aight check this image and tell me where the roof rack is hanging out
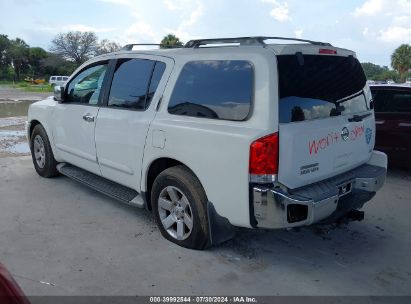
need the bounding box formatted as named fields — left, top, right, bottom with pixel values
left=184, top=36, right=332, bottom=48
left=121, top=44, right=184, bottom=51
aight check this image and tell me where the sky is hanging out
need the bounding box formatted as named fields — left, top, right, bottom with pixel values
left=0, top=0, right=410, bottom=67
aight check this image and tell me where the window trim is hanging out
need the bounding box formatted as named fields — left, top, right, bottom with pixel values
left=167, top=60, right=255, bottom=122
left=63, top=60, right=110, bottom=107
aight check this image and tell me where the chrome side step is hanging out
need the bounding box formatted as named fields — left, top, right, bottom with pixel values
left=57, top=163, right=144, bottom=208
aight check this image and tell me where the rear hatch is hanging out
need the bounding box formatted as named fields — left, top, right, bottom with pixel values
left=271, top=46, right=374, bottom=189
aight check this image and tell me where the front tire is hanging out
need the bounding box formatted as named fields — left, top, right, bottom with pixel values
left=151, top=166, right=210, bottom=250
left=30, top=124, right=59, bottom=178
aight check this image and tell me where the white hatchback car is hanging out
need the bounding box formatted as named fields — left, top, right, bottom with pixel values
left=27, top=37, right=387, bottom=249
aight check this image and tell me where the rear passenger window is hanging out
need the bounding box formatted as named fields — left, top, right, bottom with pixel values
left=168, top=60, right=253, bottom=121
left=372, top=90, right=411, bottom=113
left=108, top=59, right=156, bottom=110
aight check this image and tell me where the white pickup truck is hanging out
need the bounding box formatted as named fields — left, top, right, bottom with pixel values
left=27, top=37, right=387, bottom=249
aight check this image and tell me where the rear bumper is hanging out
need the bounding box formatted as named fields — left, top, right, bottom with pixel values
left=251, top=151, right=387, bottom=229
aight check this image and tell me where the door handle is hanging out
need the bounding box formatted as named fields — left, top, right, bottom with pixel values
left=399, top=123, right=411, bottom=127
left=82, top=114, right=95, bottom=122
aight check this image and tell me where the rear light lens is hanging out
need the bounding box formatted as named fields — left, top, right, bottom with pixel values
left=249, top=133, right=279, bottom=175
left=319, top=49, right=337, bottom=55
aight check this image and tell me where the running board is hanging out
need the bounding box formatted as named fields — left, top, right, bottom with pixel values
left=57, top=163, right=144, bottom=208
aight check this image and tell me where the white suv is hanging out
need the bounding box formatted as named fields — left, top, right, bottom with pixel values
left=27, top=37, right=387, bottom=249
left=49, top=76, right=69, bottom=87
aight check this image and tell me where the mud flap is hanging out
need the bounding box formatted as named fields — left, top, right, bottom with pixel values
left=207, top=202, right=236, bottom=246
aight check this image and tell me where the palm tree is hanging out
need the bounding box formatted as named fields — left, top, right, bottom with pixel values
left=391, top=44, right=411, bottom=82
left=160, top=34, right=184, bottom=49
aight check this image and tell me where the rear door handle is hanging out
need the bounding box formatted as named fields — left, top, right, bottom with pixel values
left=375, top=120, right=385, bottom=125
left=399, top=123, right=411, bottom=127
left=82, top=114, right=95, bottom=122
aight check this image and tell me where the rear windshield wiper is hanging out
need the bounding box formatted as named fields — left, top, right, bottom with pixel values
left=348, top=113, right=372, bottom=122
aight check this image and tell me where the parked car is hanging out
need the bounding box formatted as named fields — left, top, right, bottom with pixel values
left=0, top=263, right=30, bottom=304
left=27, top=37, right=387, bottom=249
left=370, top=84, right=411, bottom=165
left=49, top=76, right=69, bottom=87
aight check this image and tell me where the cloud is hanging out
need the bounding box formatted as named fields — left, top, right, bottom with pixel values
left=163, top=0, right=182, bottom=10
left=124, top=20, right=159, bottom=42
left=261, top=0, right=291, bottom=22
left=294, top=29, right=303, bottom=39
left=40, top=24, right=116, bottom=33
left=353, top=0, right=383, bottom=16
left=353, top=0, right=411, bottom=44
left=97, top=0, right=132, bottom=5
left=379, top=26, right=411, bottom=43
left=163, top=0, right=204, bottom=42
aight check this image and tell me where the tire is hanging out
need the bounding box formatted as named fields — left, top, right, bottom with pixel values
left=30, top=124, right=59, bottom=178
left=151, top=165, right=210, bottom=250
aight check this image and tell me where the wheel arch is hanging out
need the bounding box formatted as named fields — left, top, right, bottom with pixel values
left=143, top=157, right=205, bottom=211
left=28, top=119, right=42, bottom=142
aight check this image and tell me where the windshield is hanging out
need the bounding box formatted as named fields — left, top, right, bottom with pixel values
left=278, top=54, right=368, bottom=123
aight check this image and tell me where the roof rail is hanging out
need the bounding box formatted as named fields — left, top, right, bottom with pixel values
left=121, top=44, right=184, bottom=51
left=184, top=36, right=332, bottom=48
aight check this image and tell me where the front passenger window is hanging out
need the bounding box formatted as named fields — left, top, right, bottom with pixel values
left=66, top=64, right=108, bottom=105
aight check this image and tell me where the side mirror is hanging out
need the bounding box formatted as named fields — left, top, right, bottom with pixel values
left=54, top=86, right=65, bottom=102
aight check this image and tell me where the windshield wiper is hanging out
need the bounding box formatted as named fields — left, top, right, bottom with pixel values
left=348, top=113, right=372, bottom=122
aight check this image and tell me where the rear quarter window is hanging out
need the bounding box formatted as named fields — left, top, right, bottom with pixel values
left=168, top=60, right=253, bottom=121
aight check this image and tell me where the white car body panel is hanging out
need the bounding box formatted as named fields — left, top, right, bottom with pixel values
left=94, top=55, right=174, bottom=190
left=52, top=104, right=101, bottom=175
left=27, top=43, right=385, bottom=229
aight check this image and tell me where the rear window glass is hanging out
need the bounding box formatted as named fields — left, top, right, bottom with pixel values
left=168, top=60, right=253, bottom=121
left=372, top=89, right=411, bottom=113
left=278, top=55, right=367, bottom=123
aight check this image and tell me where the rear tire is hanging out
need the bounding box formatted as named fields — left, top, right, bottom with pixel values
left=151, top=165, right=210, bottom=250
left=30, top=124, right=59, bottom=178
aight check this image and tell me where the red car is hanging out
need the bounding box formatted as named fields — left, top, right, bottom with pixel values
left=0, top=263, right=30, bottom=304
left=370, top=84, right=411, bottom=166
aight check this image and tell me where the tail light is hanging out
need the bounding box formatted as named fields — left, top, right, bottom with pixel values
left=249, top=133, right=279, bottom=182
left=319, top=49, right=337, bottom=55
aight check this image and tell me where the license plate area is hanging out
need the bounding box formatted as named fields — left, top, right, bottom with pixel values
left=338, top=181, right=352, bottom=197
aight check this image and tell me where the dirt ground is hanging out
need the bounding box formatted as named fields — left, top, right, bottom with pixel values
left=0, top=86, right=410, bottom=297
left=0, top=156, right=410, bottom=296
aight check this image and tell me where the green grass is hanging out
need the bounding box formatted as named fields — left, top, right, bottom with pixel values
left=0, top=81, right=54, bottom=92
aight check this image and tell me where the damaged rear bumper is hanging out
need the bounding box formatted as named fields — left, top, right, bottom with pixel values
left=251, top=151, right=387, bottom=229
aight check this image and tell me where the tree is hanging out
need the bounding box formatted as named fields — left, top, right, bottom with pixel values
left=160, top=34, right=183, bottom=49
left=50, top=31, right=98, bottom=66
left=95, top=39, right=121, bottom=55
left=42, top=53, right=77, bottom=76
left=6, top=38, right=29, bottom=81
left=0, top=34, right=10, bottom=67
left=391, top=44, right=411, bottom=82
left=361, top=62, right=400, bottom=82
left=28, top=47, right=48, bottom=75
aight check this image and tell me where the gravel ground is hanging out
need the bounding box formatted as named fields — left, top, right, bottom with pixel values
left=0, top=156, right=410, bottom=296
